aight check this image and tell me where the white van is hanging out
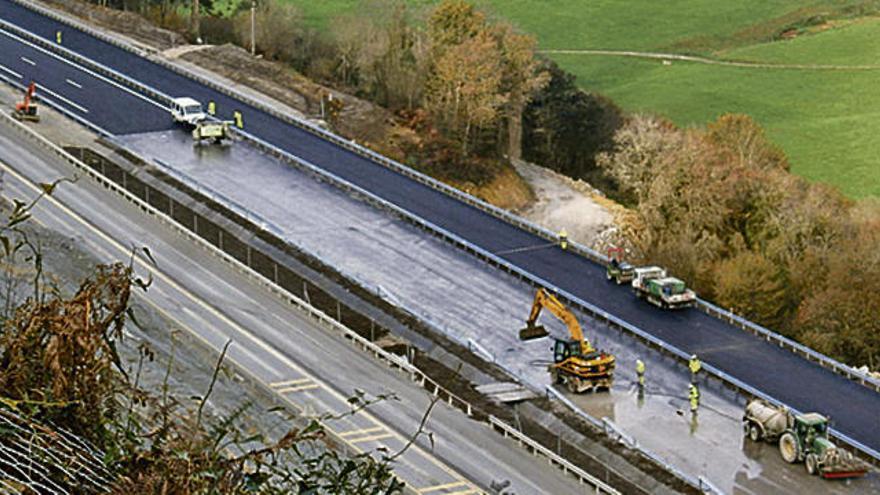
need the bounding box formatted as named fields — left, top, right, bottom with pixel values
left=170, top=97, right=207, bottom=126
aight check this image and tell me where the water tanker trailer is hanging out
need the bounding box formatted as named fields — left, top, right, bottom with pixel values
left=743, top=399, right=868, bottom=479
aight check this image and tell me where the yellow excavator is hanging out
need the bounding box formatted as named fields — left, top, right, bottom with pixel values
left=519, top=288, right=615, bottom=393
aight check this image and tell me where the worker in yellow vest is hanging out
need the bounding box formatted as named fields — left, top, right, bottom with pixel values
left=207, top=100, right=216, bottom=116
left=636, top=359, right=645, bottom=388
left=689, top=354, right=701, bottom=384
left=688, top=383, right=700, bottom=414
left=558, top=229, right=568, bottom=250
left=233, top=110, right=243, bottom=129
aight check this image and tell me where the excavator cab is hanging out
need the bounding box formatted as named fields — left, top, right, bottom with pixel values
left=553, top=339, right=582, bottom=363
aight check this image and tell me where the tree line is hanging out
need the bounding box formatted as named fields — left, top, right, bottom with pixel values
left=598, top=114, right=880, bottom=369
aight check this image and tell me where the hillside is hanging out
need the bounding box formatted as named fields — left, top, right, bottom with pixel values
left=289, top=0, right=880, bottom=197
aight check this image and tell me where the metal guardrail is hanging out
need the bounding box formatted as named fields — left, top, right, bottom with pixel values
left=488, top=416, right=619, bottom=495
left=0, top=108, right=633, bottom=495
left=7, top=0, right=880, bottom=467
left=14, top=0, right=880, bottom=399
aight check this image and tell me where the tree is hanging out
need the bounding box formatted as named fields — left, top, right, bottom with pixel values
left=523, top=60, right=622, bottom=178
left=595, top=114, right=683, bottom=205
left=705, top=114, right=789, bottom=172
left=713, top=250, right=788, bottom=330
left=427, top=0, right=485, bottom=56
left=425, top=28, right=505, bottom=155
left=494, top=22, right=548, bottom=160
left=333, top=1, right=428, bottom=110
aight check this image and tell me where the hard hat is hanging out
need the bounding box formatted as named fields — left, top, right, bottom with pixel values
left=690, top=354, right=697, bottom=359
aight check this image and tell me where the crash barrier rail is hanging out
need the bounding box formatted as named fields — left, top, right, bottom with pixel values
left=0, top=113, right=626, bottom=495
left=7, top=0, right=879, bottom=466
left=488, top=416, right=621, bottom=495
left=16, top=0, right=880, bottom=397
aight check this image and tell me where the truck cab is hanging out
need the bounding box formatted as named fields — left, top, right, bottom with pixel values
left=171, top=97, right=207, bottom=126
left=606, top=258, right=634, bottom=284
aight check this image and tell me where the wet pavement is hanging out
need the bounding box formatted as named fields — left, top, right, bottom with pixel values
left=115, top=129, right=879, bottom=494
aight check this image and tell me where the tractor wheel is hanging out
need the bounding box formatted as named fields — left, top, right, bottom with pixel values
left=749, top=423, right=762, bottom=442
left=805, top=453, right=818, bottom=475
left=567, top=378, right=580, bottom=394
left=779, top=433, right=800, bottom=464
left=551, top=369, right=563, bottom=385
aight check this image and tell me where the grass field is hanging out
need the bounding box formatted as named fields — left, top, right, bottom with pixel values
left=284, top=0, right=880, bottom=197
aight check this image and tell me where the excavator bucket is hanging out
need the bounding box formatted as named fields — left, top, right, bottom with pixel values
left=519, top=324, right=549, bottom=341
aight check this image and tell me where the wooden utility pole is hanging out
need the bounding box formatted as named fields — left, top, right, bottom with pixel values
left=191, top=0, right=201, bottom=42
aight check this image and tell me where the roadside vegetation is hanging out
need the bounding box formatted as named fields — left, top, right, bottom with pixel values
left=64, top=0, right=880, bottom=370
left=0, top=190, right=404, bottom=491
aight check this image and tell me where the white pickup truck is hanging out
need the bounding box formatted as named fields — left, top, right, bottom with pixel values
left=170, top=97, right=207, bottom=126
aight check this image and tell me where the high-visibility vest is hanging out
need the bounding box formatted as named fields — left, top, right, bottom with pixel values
left=689, top=357, right=701, bottom=374
left=636, top=360, right=645, bottom=374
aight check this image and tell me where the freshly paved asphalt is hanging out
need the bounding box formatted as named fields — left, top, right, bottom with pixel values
left=1, top=0, right=878, bottom=455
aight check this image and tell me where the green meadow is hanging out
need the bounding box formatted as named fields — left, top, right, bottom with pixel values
left=282, top=0, right=880, bottom=197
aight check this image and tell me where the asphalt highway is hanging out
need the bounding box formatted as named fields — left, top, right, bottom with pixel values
left=0, top=117, right=599, bottom=494
left=1, top=0, right=878, bottom=457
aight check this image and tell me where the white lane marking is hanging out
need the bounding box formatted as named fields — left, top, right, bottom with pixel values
left=37, top=85, right=88, bottom=114
left=0, top=156, right=478, bottom=491
left=65, top=78, right=81, bottom=89
left=19, top=56, right=35, bottom=66
left=0, top=63, right=21, bottom=79
left=0, top=26, right=167, bottom=112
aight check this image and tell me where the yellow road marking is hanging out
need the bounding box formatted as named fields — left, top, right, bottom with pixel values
left=347, top=433, right=393, bottom=444
left=418, top=481, right=469, bottom=493
left=270, top=378, right=312, bottom=388
left=276, top=383, right=320, bottom=394
left=338, top=426, right=384, bottom=438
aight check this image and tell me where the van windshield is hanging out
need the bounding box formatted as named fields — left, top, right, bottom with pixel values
left=185, top=104, right=202, bottom=114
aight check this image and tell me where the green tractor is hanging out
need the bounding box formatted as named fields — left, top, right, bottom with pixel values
left=744, top=400, right=868, bottom=479
left=778, top=413, right=867, bottom=478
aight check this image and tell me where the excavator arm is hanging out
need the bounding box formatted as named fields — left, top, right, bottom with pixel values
left=519, top=289, right=588, bottom=351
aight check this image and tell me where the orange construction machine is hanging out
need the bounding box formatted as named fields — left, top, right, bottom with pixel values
left=13, top=82, right=39, bottom=122
left=519, top=288, right=615, bottom=393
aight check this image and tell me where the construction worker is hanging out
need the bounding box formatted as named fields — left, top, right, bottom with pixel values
left=636, top=359, right=645, bottom=388
left=233, top=110, right=243, bottom=129
left=207, top=100, right=216, bottom=116
left=688, top=383, right=700, bottom=414
left=558, top=228, right=568, bottom=250
left=689, top=354, right=701, bottom=384
left=56, top=30, right=62, bottom=44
